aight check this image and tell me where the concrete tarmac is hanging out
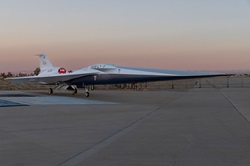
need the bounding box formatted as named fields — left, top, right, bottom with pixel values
left=0, top=88, right=250, bottom=166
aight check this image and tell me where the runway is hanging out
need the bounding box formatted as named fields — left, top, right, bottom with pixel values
left=0, top=91, right=115, bottom=105
left=0, top=87, right=250, bottom=166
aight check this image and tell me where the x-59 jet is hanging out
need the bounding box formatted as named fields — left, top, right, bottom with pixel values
left=7, top=54, right=230, bottom=97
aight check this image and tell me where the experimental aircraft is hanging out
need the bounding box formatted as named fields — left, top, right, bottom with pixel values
left=7, top=54, right=230, bottom=97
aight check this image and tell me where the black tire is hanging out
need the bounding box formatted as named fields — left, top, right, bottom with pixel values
left=85, top=92, right=90, bottom=97
left=49, top=88, right=53, bottom=95
left=72, top=88, right=77, bottom=95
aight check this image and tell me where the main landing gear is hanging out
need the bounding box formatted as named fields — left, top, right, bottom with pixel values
left=72, top=88, right=78, bottom=95
left=49, top=88, right=53, bottom=95
left=48, top=85, right=94, bottom=97
left=48, top=85, right=78, bottom=96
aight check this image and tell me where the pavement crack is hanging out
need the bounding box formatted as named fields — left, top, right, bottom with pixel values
left=218, top=89, right=250, bottom=124
left=172, top=137, right=194, bottom=166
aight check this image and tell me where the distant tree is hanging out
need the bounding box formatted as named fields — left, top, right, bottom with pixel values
left=7, top=72, right=13, bottom=77
left=34, top=67, right=40, bottom=75
left=1, top=73, right=7, bottom=78
left=17, top=73, right=28, bottom=77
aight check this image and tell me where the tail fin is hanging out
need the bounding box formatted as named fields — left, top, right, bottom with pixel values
left=34, top=54, right=66, bottom=76
left=35, top=54, right=53, bottom=70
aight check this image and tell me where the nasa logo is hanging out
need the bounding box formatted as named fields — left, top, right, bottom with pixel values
left=58, top=68, right=67, bottom=74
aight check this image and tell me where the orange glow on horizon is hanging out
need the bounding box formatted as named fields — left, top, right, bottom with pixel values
left=1, top=1, right=249, bottom=73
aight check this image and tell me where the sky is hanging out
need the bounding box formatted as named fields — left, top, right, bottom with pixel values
left=1, top=0, right=250, bottom=73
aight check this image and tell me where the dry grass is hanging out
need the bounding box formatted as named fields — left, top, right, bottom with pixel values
left=0, top=78, right=49, bottom=90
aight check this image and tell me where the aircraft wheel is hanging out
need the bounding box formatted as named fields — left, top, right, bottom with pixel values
left=72, top=88, right=77, bottom=95
left=85, top=92, right=90, bottom=97
left=49, top=88, right=53, bottom=95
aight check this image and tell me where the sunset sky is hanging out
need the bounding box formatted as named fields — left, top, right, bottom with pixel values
left=1, top=0, right=250, bottom=73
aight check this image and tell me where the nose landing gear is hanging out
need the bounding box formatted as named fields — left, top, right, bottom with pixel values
left=85, top=86, right=90, bottom=97
left=85, top=91, right=90, bottom=97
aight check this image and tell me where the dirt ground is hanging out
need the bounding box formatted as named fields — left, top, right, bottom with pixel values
left=0, top=78, right=49, bottom=90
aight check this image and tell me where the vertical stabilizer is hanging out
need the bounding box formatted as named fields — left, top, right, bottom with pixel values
left=35, top=54, right=53, bottom=70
